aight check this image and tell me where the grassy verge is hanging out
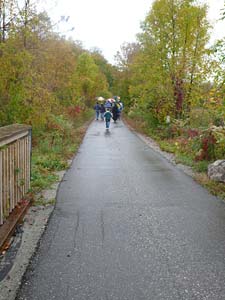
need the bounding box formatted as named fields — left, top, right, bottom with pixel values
left=124, top=115, right=225, bottom=200
left=194, top=173, right=225, bottom=199
left=30, top=110, right=93, bottom=198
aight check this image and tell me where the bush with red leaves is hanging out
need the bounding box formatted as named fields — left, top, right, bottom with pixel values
left=186, top=129, right=199, bottom=138
left=195, top=130, right=216, bottom=161
left=66, top=106, right=82, bottom=118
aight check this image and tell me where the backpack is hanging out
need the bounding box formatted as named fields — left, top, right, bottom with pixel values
left=104, top=111, right=111, bottom=121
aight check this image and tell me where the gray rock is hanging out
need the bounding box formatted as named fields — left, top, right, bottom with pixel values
left=208, top=160, right=225, bottom=182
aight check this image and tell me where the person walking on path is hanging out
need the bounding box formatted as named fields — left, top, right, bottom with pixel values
left=100, top=103, right=106, bottom=121
left=104, top=108, right=113, bottom=130
left=112, top=103, right=119, bottom=123
left=94, top=102, right=101, bottom=120
left=104, top=99, right=112, bottom=111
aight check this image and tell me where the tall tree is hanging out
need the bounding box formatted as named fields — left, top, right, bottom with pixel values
left=75, top=52, right=109, bottom=105
left=90, top=48, right=115, bottom=96
left=0, top=0, right=17, bottom=42
left=114, top=42, right=140, bottom=107
left=0, top=1, right=112, bottom=128
left=124, top=0, right=210, bottom=120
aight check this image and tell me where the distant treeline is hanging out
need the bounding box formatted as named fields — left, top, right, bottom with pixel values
left=0, top=0, right=224, bottom=131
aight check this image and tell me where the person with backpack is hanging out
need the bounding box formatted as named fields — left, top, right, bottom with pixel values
left=94, top=102, right=101, bottom=120
left=104, top=108, right=113, bottom=130
left=104, top=99, right=112, bottom=111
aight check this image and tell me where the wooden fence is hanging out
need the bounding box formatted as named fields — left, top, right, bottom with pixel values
left=0, top=124, right=32, bottom=225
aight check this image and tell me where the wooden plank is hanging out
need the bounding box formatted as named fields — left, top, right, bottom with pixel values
left=25, top=136, right=28, bottom=191
left=18, top=139, right=21, bottom=202
left=20, top=138, right=22, bottom=198
left=28, top=132, right=31, bottom=189
left=3, top=148, right=6, bottom=220
left=15, top=140, right=19, bottom=206
left=0, top=124, right=31, bottom=146
left=21, top=138, right=25, bottom=197
left=21, top=138, right=24, bottom=197
left=12, top=143, right=15, bottom=210
left=10, top=143, right=15, bottom=212
left=6, top=147, right=9, bottom=218
left=9, top=144, right=13, bottom=212
left=23, top=137, right=26, bottom=195
left=20, top=138, right=23, bottom=199
left=3, top=149, right=6, bottom=221
left=0, top=151, right=3, bottom=225
left=0, top=197, right=30, bottom=252
left=0, top=131, right=29, bottom=147
left=14, top=141, right=17, bottom=207
left=2, top=150, right=5, bottom=223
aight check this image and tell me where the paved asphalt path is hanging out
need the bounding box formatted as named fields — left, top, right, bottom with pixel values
left=16, top=120, right=225, bottom=300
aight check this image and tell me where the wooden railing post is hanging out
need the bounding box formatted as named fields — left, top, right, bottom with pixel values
left=0, top=151, right=2, bottom=225
left=0, top=124, right=32, bottom=225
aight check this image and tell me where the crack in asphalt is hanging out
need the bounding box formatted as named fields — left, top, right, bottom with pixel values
left=73, top=210, right=80, bottom=250
left=100, top=210, right=105, bottom=247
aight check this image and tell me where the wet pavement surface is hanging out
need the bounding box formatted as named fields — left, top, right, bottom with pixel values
left=16, top=120, right=225, bottom=300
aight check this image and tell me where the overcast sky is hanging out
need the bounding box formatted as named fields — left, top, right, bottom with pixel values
left=46, top=0, right=225, bottom=64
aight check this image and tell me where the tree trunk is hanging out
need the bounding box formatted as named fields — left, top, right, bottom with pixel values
left=186, top=16, right=201, bottom=112
left=23, top=0, right=29, bottom=48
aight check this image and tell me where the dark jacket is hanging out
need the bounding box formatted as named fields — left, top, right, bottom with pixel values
left=104, top=111, right=112, bottom=121
left=112, top=105, right=119, bottom=120
left=94, top=103, right=101, bottom=111
left=100, top=105, right=106, bottom=113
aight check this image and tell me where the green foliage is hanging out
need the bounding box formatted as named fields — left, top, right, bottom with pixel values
left=0, top=3, right=113, bottom=127
left=194, top=173, right=225, bottom=200
left=175, top=154, right=194, bottom=167
left=193, top=161, right=209, bottom=173
left=211, top=126, right=225, bottom=159
left=31, top=164, right=59, bottom=192
left=128, top=102, right=159, bottom=128
left=90, top=48, right=115, bottom=91
left=115, top=0, right=210, bottom=123
left=31, top=109, right=92, bottom=193
left=193, top=127, right=224, bottom=161
left=189, top=108, right=213, bottom=128
left=75, top=52, right=109, bottom=106
left=158, top=140, right=177, bottom=153
left=33, top=155, right=68, bottom=171
left=117, top=1, right=224, bottom=195
left=34, top=197, right=56, bottom=207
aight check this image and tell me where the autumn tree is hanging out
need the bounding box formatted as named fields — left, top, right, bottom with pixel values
left=0, top=6, right=79, bottom=127
left=90, top=48, right=114, bottom=96
left=0, top=0, right=17, bottom=42
left=120, top=0, right=210, bottom=121
left=75, top=52, right=109, bottom=106
left=0, top=1, right=112, bottom=128
left=113, top=42, right=140, bottom=107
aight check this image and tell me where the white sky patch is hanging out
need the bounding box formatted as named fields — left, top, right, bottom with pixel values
left=44, top=0, right=225, bottom=64
left=206, top=0, right=225, bottom=41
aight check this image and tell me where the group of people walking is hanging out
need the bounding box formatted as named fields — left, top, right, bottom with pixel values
left=94, top=98, right=124, bottom=130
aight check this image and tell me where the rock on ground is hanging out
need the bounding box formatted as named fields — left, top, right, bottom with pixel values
left=208, top=160, right=225, bottom=183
